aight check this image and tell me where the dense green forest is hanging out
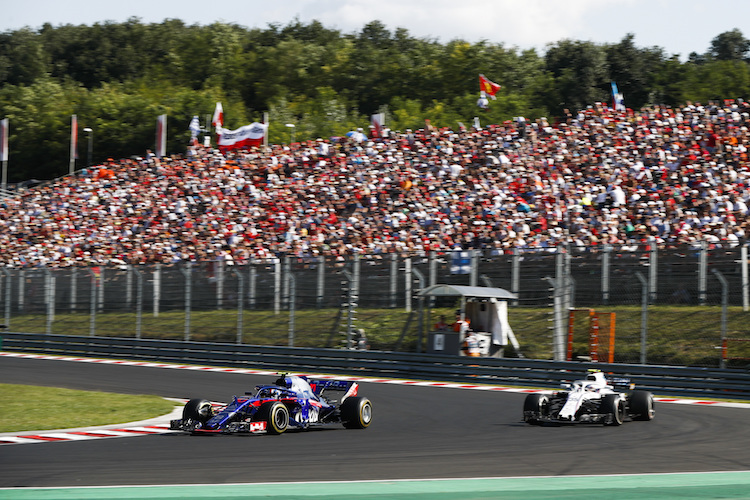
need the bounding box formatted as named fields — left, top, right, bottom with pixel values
left=0, top=18, right=749, bottom=181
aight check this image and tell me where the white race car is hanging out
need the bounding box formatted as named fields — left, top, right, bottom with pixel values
left=523, top=369, right=655, bottom=426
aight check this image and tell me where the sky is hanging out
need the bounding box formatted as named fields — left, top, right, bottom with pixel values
left=1, top=0, right=748, bottom=60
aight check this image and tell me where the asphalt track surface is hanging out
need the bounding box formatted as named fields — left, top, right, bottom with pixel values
left=2, top=355, right=750, bottom=498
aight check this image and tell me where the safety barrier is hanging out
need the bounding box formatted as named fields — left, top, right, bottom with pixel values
left=2, top=332, right=750, bottom=400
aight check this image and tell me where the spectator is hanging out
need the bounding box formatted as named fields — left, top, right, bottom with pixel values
left=0, top=98, right=748, bottom=268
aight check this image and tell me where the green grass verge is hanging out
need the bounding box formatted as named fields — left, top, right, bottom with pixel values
left=4, top=305, right=750, bottom=367
left=0, top=384, right=177, bottom=433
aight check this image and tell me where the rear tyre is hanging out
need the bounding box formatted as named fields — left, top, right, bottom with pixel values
left=258, top=401, right=289, bottom=435
left=183, top=399, right=213, bottom=423
left=602, top=394, right=625, bottom=426
left=629, top=390, right=655, bottom=421
left=523, top=394, right=549, bottom=425
left=341, top=397, right=373, bottom=429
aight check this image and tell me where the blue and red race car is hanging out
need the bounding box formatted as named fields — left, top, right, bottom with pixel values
left=170, top=374, right=372, bottom=435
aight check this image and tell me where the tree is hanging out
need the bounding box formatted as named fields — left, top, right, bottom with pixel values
left=544, top=40, right=609, bottom=115
left=708, top=29, right=750, bottom=61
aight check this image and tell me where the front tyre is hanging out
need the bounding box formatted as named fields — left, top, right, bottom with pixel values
left=629, top=390, right=655, bottom=421
left=259, top=401, right=289, bottom=435
left=341, top=397, right=373, bottom=429
left=183, top=398, right=213, bottom=423
left=602, top=394, right=625, bottom=426
left=523, top=394, right=549, bottom=425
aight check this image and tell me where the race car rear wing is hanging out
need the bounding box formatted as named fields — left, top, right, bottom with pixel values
left=308, top=379, right=359, bottom=400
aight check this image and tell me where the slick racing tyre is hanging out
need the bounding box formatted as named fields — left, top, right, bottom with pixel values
left=523, top=393, right=549, bottom=425
left=602, top=394, right=626, bottom=426
left=629, top=390, right=655, bottom=421
left=183, top=399, right=213, bottom=423
left=341, top=396, right=373, bottom=429
left=258, top=401, right=289, bottom=435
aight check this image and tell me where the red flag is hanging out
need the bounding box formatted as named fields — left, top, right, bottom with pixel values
left=212, top=102, right=224, bottom=129
left=479, top=74, right=501, bottom=99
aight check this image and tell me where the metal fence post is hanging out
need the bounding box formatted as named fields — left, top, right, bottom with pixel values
left=44, top=268, right=55, bottom=334
left=18, top=269, right=24, bottom=312
left=249, top=263, right=257, bottom=310
left=282, top=255, right=290, bottom=310
left=153, top=264, right=161, bottom=318
left=2, top=269, right=11, bottom=328
left=412, top=268, right=425, bottom=353
left=511, top=248, right=520, bottom=307
left=342, top=270, right=357, bottom=349
left=132, top=266, right=143, bottom=339
left=274, top=258, right=281, bottom=314
left=470, top=250, right=479, bottom=287
left=545, top=276, right=565, bottom=361
left=404, top=257, right=412, bottom=313
left=317, top=255, right=325, bottom=309
left=649, top=243, right=658, bottom=303
left=698, top=240, right=708, bottom=305
left=98, top=267, right=104, bottom=312
left=712, top=269, right=728, bottom=369
left=635, top=271, right=649, bottom=364
left=217, top=261, right=225, bottom=310
left=602, top=245, right=611, bottom=305
left=87, top=268, right=97, bottom=337
left=70, top=267, right=77, bottom=312
left=232, top=267, right=244, bottom=344
left=126, top=264, right=133, bottom=306
left=181, top=263, right=192, bottom=341
left=742, top=245, right=748, bottom=312
left=288, top=273, right=296, bottom=347
left=390, top=254, right=397, bottom=308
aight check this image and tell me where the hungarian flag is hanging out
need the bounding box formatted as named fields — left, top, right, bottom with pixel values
left=212, top=102, right=224, bottom=130
left=216, top=122, right=267, bottom=152
left=479, top=74, right=501, bottom=99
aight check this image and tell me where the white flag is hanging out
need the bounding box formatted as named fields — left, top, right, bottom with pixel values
left=0, top=118, right=8, bottom=162
left=212, top=102, right=224, bottom=130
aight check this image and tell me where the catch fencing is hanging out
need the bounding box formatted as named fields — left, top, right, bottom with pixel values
left=0, top=242, right=748, bottom=368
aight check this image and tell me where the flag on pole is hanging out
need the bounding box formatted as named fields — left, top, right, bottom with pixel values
left=0, top=118, right=8, bottom=162
left=370, top=113, right=384, bottom=138
left=212, top=102, right=224, bottom=130
left=189, top=115, right=200, bottom=145
left=156, top=114, right=167, bottom=157
left=70, top=114, right=78, bottom=162
left=611, top=82, right=625, bottom=111
left=479, top=74, right=501, bottom=100
left=216, top=122, right=268, bottom=152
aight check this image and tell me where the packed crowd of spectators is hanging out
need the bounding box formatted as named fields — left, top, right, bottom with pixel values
left=1, top=99, right=749, bottom=267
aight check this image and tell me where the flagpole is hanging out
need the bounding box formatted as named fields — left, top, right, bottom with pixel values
left=69, top=114, right=77, bottom=176
left=0, top=118, right=8, bottom=193
left=263, top=112, right=269, bottom=148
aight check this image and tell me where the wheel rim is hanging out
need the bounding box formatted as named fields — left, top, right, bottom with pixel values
left=361, top=402, right=372, bottom=424
left=273, top=406, right=288, bottom=430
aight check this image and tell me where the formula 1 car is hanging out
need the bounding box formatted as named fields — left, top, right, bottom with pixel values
left=522, top=369, right=655, bottom=426
left=170, top=374, right=372, bottom=434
